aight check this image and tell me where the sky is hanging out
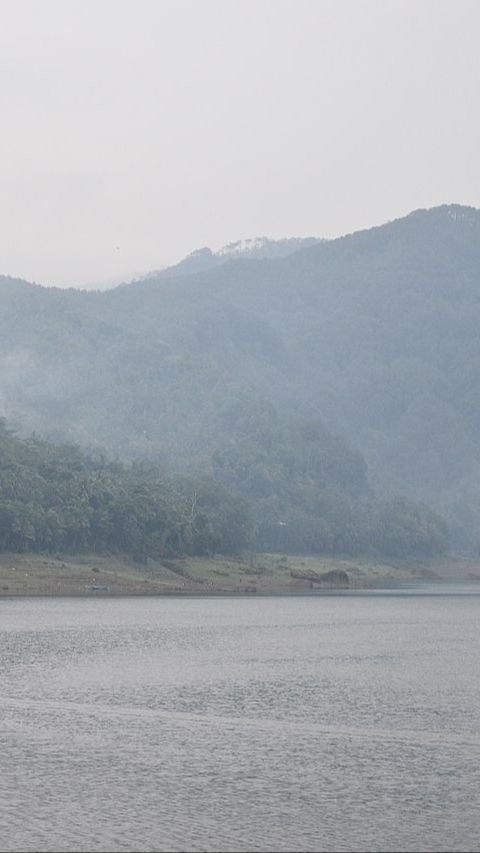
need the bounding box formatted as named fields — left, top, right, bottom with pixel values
left=0, top=0, right=479, bottom=287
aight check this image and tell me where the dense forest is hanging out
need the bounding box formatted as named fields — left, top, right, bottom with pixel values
left=0, top=204, right=478, bottom=550
left=0, top=418, right=446, bottom=558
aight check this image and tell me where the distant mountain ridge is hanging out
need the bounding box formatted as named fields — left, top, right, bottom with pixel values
left=1, top=203, right=479, bottom=548
left=64, top=235, right=322, bottom=290
left=137, top=234, right=322, bottom=283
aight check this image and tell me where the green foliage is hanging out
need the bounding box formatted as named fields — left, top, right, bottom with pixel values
left=0, top=416, right=446, bottom=558
left=0, top=419, right=253, bottom=557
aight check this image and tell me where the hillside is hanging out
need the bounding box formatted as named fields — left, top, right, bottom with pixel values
left=0, top=418, right=446, bottom=559
left=135, top=235, right=322, bottom=282
left=80, top=236, right=322, bottom=290
left=0, top=204, right=479, bottom=546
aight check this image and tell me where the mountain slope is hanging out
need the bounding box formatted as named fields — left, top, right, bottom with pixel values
left=135, top=235, right=322, bottom=282
left=0, top=204, right=479, bottom=545
left=113, top=203, right=480, bottom=541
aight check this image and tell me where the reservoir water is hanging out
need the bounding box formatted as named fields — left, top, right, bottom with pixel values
left=1, top=588, right=479, bottom=852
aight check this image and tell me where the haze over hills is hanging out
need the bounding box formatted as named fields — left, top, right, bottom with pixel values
left=0, top=203, right=479, bottom=549
left=78, top=236, right=322, bottom=290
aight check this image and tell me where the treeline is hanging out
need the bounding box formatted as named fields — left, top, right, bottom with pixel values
left=0, top=418, right=447, bottom=559
left=0, top=420, right=250, bottom=558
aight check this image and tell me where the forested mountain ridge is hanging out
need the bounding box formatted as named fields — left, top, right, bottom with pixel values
left=80, top=236, right=323, bottom=290
left=0, top=203, right=479, bottom=547
left=138, top=235, right=322, bottom=282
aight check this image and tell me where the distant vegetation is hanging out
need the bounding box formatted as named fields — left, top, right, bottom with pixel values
left=0, top=204, right=478, bottom=551
left=0, top=418, right=446, bottom=559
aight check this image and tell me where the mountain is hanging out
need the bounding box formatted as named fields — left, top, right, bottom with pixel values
left=78, top=269, right=162, bottom=291
left=0, top=203, right=478, bottom=547
left=136, top=235, right=322, bottom=282
left=75, top=236, right=322, bottom=290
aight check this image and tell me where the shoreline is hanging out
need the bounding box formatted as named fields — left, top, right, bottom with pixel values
left=0, top=551, right=479, bottom=598
left=3, top=585, right=478, bottom=601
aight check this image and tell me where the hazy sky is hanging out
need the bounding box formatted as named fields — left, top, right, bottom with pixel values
left=1, top=0, right=479, bottom=287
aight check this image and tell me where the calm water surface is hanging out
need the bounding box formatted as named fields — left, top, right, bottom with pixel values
left=1, top=588, right=479, bottom=852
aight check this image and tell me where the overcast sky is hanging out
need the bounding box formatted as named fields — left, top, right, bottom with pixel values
left=0, top=0, right=479, bottom=287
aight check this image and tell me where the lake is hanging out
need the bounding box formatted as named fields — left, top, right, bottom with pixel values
left=1, top=587, right=479, bottom=852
